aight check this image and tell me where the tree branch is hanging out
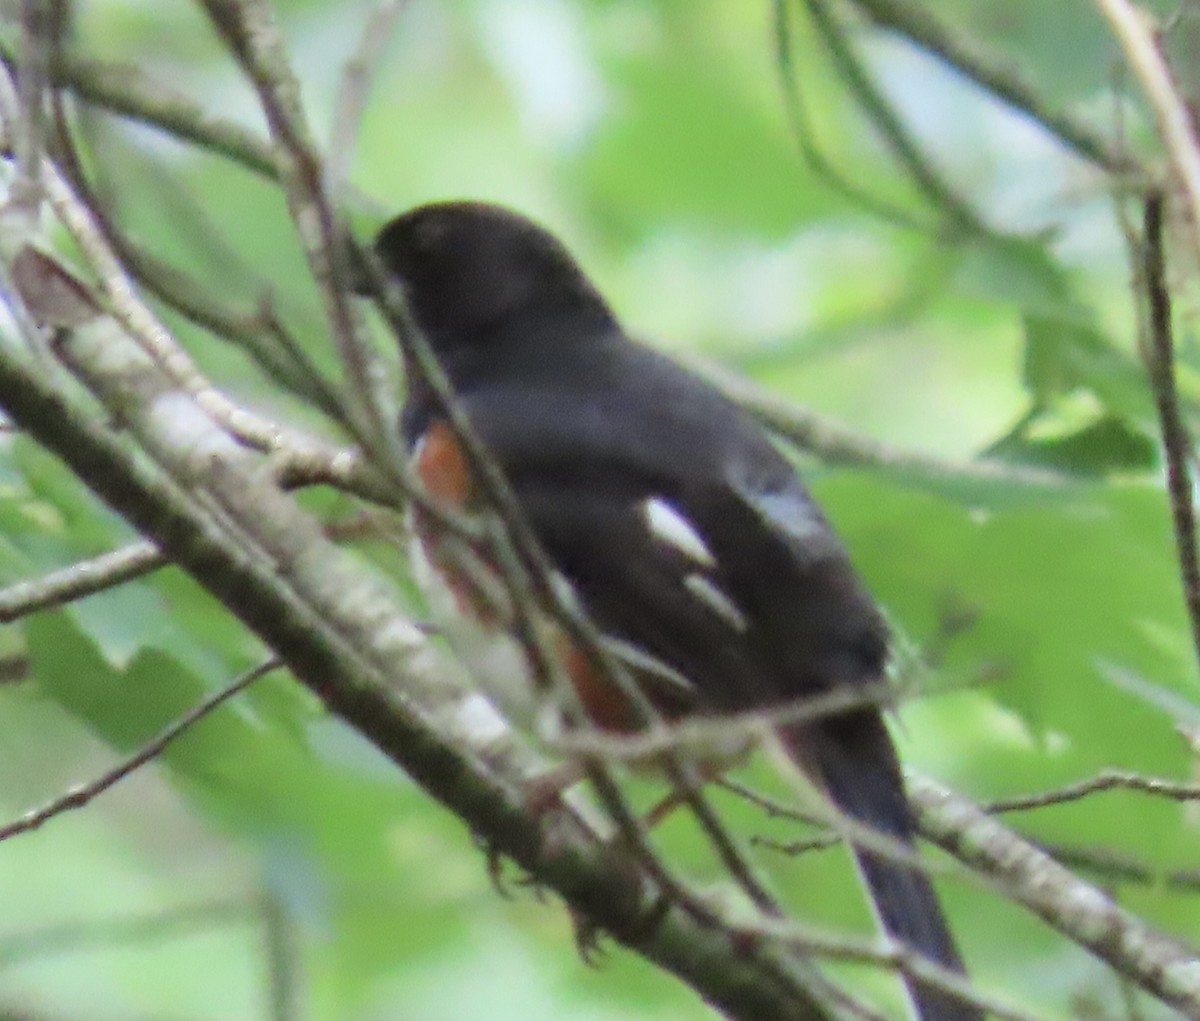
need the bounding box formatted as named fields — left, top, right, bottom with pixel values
left=911, top=776, right=1200, bottom=1016
left=0, top=540, right=164, bottom=623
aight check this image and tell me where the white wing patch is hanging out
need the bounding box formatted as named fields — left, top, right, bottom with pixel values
left=684, top=573, right=748, bottom=632
left=641, top=497, right=748, bottom=631
left=643, top=496, right=716, bottom=567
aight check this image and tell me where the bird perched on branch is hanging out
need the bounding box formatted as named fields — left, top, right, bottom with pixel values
left=371, top=200, right=979, bottom=1021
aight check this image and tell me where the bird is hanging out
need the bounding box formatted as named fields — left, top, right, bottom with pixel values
left=371, top=199, right=979, bottom=1021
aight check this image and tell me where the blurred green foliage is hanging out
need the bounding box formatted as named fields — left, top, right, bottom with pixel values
left=1, top=1, right=1198, bottom=1019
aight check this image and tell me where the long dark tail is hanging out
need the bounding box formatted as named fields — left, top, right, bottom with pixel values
left=780, top=714, right=982, bottom=1021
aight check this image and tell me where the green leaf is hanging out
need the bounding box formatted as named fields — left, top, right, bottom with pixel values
left=1022, top=313, right=1154, bottom=421
left=953, top=235, right=1073, bottom=313
left=816, top=471, right=1198, bottom=948
left=988, top=415, right=1157, bottom=475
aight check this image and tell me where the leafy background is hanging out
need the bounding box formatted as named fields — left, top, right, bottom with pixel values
left=1, top=0, right=1197, bottom=1019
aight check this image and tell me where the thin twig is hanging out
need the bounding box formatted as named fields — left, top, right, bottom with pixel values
left=770, top=0, right=925, bottom=230
left=199, top=0, right=399, bottom=472
left=38, top=155, right=294, bottom=452
left=48, top=98, right=346, bottom=421
left=325, top=0, right=406, bottom=207
left=984, top=765, right=1200, bottom=813
left=17, top=42, right=277, bottom=176
left=718, top=776, right=829, bottom=828
left=1037, top=839, right=1200, bottom=894
left=11, top=0, right=53, bottom=208
left=754, top=831, right=842, bottom=855
left=261, top=893, right=299, bottom=1021
left=0, top=2, right=55, bottom=364
left=566, top=703, right=956, bottom=892
left=1137, top=191, right=1200, bottom=674
left=0, top=658, right=280, bottom=844
left=545, top=681, right=893, bottom=763
left=804, top=0, right=987, bottom=236
left=1096, top=0, right=1200, bottom=266
left=0, top=39, right=383, bottom=214
left=756, top=921, right=1043, bottom=1021
left=848, top=0, right=1136, bottom=175
left=688, top=353, right=1068, bottom=486
left=0, top=540, right=165, bottom=622
left=663, top=760, right=781, bottom=915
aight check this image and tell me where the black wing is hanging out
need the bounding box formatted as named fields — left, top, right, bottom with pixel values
left=453, top=348, right=975, bottom=1020
left=449, top=335, right=890, bottom=716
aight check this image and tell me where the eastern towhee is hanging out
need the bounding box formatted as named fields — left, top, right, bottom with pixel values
left=372, top=201, right=979, bottom=1021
